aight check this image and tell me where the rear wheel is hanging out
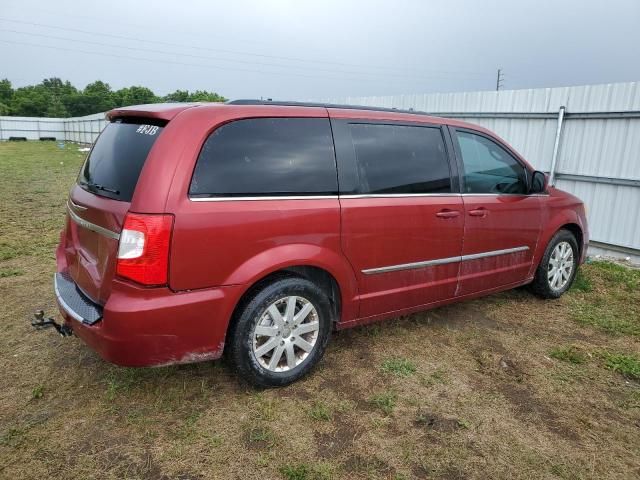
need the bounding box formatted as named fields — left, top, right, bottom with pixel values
left=531, top=229, right=579, bottom=299
left=228, top=277, right=332, bottom=387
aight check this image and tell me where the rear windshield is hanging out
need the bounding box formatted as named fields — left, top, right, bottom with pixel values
left=78, top=119, right=165, bottom=201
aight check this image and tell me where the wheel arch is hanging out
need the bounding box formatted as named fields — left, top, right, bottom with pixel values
left=223, top=264, right=346, bottom=356
left=532, top=208, right=584, bottom=274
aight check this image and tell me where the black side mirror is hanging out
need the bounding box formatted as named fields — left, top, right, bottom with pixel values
left=530, top=170, right=547, bottom=194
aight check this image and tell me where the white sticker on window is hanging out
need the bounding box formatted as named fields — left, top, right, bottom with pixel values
left=136, top=124, right=159, bottom=136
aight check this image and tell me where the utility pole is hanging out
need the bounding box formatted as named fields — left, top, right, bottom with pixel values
left=496, top=68, right=504, bottom=91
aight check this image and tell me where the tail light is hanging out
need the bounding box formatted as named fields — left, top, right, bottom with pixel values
left=116, top=213, right=174, bottom=286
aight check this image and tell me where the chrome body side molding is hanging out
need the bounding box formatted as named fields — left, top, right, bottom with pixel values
left=362, top=246, right=530, bottom=275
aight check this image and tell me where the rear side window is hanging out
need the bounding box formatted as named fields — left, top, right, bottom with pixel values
left=78, top=119, right=164, bottom=201
left=456, top=131, right=527, bottom=194
left=190, top=118, right=337, bottom=197
left=349, top=124, right=451, bottom=194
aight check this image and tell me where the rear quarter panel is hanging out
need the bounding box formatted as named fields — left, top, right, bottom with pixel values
left=142, top=105, right=359, bottom=323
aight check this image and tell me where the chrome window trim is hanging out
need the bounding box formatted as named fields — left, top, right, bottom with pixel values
left=188, top=193, right=548, bottom=201
left=341, top=193, right=460, bottom=199
left=189, top=195, right=339, bottom=202
left=362, top=246, right=530, bottom=275
left=66, top=202, right=120, bottom=240
left=53, top=273, right=85, bottom=323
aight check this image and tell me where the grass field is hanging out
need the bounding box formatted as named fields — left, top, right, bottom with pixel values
left=1, top=141, right=639, bottom=480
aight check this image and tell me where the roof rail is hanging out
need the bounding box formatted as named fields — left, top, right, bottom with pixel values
left=225, top=99, right=437, bottom=117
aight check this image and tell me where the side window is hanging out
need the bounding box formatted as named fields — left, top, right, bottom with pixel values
left=456, top=131, right=527, bottom=194
left=349, top=124, right=451, bottom=194
left=190, top=118, right=337, bottom=197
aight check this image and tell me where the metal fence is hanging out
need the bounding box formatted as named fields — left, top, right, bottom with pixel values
left=1, top=82, right=639, bottom=260
left=0, top=112, right=106, bottom=144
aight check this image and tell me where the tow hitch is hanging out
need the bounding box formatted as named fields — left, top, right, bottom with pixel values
left=31, top=310, right=73, bottom=337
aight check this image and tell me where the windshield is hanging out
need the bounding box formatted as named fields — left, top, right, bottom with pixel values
left=78, top=119, right=165, bottom=201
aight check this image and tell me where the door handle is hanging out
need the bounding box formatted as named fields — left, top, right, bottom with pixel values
left=436, top=209, right=461, bottom=219
left=468, top=208, right=488, bottom=217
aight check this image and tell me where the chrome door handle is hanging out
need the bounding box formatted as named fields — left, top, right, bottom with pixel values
left=436, top=210, right=461, bottom=219
left=468, top=208, right=488, bottom=217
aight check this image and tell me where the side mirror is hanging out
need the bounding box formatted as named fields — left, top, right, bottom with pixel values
left=530, top=170, right=547, bottom=194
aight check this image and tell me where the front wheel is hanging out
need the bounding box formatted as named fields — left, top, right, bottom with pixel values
left=227, top=277, right=332, bottom=387
left=530, top=229, right=579, bottom=299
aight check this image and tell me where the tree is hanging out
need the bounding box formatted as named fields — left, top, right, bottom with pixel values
left=164, top=89, right=190, bottom=102
left=163, top=89, right=226, bottom=103
left=0, top=78, right=225, bottom=117
left=115, top=86, right=158, bottom=106
left=79, top=81, right=117, bottom=113
left=10, top=85, right=50, bottom=116
left=0, top=79, right=12, bottom=104
left=46, top=96, right=69, bottom=117
left=188, top=90, right=226, bottom=102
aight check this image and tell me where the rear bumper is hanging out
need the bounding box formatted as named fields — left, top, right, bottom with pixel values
left=54, top=271, right=243, bottom=367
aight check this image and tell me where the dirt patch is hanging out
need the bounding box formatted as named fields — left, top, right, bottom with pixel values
left=342, top=454, right=393, bottom=476
left=497, top=381, right=579, bottom=441
left=414, top=410, right=464, bottom=433
left=431, top=303, right=501, bottom=331
left=314, top=414, right=363, bottom=459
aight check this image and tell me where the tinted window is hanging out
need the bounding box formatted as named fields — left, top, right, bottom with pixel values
left=78, top=120, right=164, bottom=202
left=349, top=124, right=451, bottom=194
left=190, top=118, right=337, bottom=196
left=456, top=131, right=527, bottom=194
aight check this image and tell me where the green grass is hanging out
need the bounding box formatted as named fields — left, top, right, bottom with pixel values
left=571, top=298, right=640, bottom=336
left=0, top=267, right=24, bottom=278
left=381, top=358, right=417, bottom=377
left=420, top=368, right=448, bottom=387
left=569, top=262, right=640, bottom=336
left=602, top=352, right=640, bottom=380
left=370, top=391, right=397, bottom=415
left=571, top=269, right=592, bottom=292
left=594, top=261, right=640, bottom=291
left=248, top=426, right=275, bottom=445
left=31, top=385, right=44, bottom=400
left=309, top=401, right=332, bottom=421
left=279, top=463, right=334, bottom=480
left=550, top=346, right=586, bottom=364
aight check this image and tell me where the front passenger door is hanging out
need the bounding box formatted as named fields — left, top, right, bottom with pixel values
left=452, top=128, right=542, bottom=296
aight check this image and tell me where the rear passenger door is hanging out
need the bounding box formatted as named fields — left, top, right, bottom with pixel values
left=451, top=128, right=542, bottom=295
left=332, top=118, right=464, bottom=319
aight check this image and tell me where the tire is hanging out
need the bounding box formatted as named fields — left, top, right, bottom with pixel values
left=227, top=277, right=332, bottom=387
left=530, top=229, right=579, bottom=299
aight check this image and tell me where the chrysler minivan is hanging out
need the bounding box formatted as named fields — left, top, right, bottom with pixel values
left=51, top=100, right=588, bottom=386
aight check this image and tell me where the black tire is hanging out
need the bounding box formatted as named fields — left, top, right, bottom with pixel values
left=227, top=277, right=332, bottom=387
left=530, top=229, right=579, bottom=299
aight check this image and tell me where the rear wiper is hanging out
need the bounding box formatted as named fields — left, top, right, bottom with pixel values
left=80, top=181, right=120, bottom=195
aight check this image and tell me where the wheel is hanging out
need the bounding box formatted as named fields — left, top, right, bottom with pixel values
left=227, top=277, right=332, bottom=387
left=530, top=229, right=579, bottom=299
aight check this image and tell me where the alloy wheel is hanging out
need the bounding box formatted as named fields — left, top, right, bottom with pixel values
left=547, top=241, right=574, bottom=291
left=252, top=296, right=320, bottom=372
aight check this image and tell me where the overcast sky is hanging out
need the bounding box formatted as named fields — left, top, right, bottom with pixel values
left=2, top=0, right=640, bottom=100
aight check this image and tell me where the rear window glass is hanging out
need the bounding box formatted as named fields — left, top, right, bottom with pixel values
left=349, top=123, right=451, bottom=194
left=189, top=118, right=337, bottom=197
left=78, top=119, right=164, bottom=201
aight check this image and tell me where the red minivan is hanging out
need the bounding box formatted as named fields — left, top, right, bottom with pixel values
left=52, top=101, right=588, bottom=386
